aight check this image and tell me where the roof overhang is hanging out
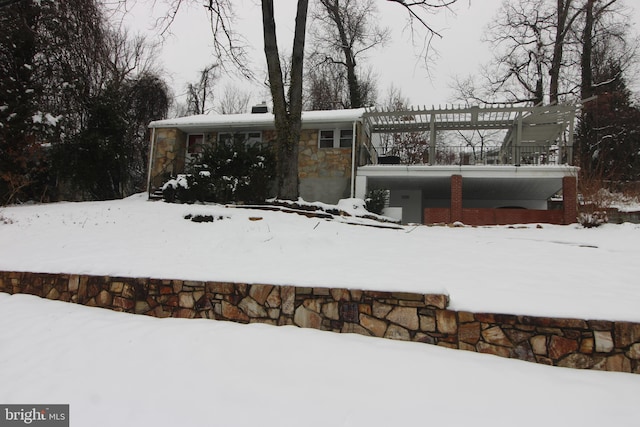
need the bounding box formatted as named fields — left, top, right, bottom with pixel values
left=148, top=108, right=366, bottom=133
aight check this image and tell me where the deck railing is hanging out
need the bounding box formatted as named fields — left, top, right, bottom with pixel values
left=379, top=145, right=574, bottom=166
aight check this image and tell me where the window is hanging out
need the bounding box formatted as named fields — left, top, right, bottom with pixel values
left=319, top=130, right=334, bottom=148
left=218, top=131, right=263, bottom=147
left=246, top=132, right=262, bottom=146
left=318, top=128, right=354, bottom=149
left=339, top=129, right=353, bottom=148
left=187, top=134, right=204, bottom=155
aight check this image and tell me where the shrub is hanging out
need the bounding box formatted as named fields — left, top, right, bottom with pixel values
left=577, top=175, right=609, bottom=228
left=162, top=138, right=275, bottom=204
left=578, top=210, right=608, bottom=228
left=365, top=189, right=388, bottom=215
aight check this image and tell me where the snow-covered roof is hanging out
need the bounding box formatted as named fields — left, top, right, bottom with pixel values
left=149, top=108, right=366, bottom=130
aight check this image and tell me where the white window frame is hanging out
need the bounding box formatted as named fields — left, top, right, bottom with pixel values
left=318, top=127, right=354, bottom=149
left=318, top=129, right=335, bottom=148
left=339, top=128, right=353, bottom=148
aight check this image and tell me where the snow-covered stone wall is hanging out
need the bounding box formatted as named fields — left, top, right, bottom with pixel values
left=1, top=271, right=638, bottom=374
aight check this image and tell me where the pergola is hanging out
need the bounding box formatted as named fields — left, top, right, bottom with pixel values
left=362, top=103, right=580, bottom=166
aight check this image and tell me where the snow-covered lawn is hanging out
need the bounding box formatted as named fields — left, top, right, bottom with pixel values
left=1, top=194, right=639, bottom=322
left=1, top=195, right=639, bottom=426
left=1, top=293, right=639, bottom=427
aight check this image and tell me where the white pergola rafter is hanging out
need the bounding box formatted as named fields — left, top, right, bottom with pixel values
left=363, top=103, right=582, bottom=165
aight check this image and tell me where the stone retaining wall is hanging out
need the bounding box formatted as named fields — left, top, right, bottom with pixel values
left=1, top=271, right=638, bottom=374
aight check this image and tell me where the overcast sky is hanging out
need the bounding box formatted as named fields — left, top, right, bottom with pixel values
left=117, top=0, right=640, bottom=113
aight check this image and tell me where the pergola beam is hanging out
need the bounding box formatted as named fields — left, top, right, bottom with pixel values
left=363, top=103, right=581, bottom=166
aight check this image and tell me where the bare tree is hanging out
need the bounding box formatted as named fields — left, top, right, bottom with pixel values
left=549, top=0, right=585, bottom=103
left=217, top=85, right=251, bottom=114
left=308, top=0, right=389, bottom=108
left=579, top=0, right=635, bottom=99
left=454, top=0, right=635, bottom=107
left=378, top=85, right=430, bottom=164
left=185, top=63, right=219, bottom=115
left=576, top=0, right=640, bottom=182
left=483, top=0, right=556, bottom=104
left=261, top=0, right=309, bottom=199
left=146, top=0, right=460, bottom=200
left=305, top=63, right=377, bottom=110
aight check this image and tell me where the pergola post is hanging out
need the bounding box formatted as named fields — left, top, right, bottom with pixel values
left=567, top=109, right=575, bottom=165
left=514, top=111, right=523, bottom=166
left=429, top=114, right=436, bottom=165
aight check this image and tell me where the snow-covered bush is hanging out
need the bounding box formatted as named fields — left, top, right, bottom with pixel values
left=365, top=189, right=388, bottom=215
left=578, top=210, right=608, bottom=228
left=161, top=139, right=275, bottom=204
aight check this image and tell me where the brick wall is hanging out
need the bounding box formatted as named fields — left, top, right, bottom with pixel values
left=563, top=176, right=578, bottom=224
left=424, top=208, right=451, bottom=224
left=424, top=208, right=565, bottom=226
left=423, top=175, right=578, bottom=226
left=450, top=175, right=463, bottom=223
left=2, top=271, right=639, bottom=373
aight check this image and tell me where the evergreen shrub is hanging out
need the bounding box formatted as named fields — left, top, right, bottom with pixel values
left=365, top=189, right=388, bottom=215
left=162, top=138, right=275, bottom=204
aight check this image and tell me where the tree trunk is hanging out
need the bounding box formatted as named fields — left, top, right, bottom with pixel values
left=550, top=0, right=570, bottom=104
left=261, top=0, right=308, bottom=200
left=581, top=0, right=594, bottom=100
left=324, top=0, right=361, bottom=108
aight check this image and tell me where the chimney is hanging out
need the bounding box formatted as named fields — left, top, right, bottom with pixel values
left=251, top=102, right=269, bottom=114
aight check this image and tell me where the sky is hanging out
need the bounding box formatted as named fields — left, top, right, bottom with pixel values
left=112, top=1, right=500, bottom=109
left=115, top=0, right=640, bottom=112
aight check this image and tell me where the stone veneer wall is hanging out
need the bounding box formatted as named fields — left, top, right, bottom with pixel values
left=149, top=128, right=187, bottom=189
left=1, top=271, right=639, bottom=374
left=298, top=129, right=352, bottom=180
left=298, top=128, right=353, bottom=203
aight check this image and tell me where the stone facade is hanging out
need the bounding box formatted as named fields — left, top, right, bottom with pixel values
left=298, top=129, right=352, bottom=180
left=298, top=128, right=354, bottom=203
left=149, top=126, right=357, bottom=203
left=149, top=128, right=186, bottom=189
left=3, top=270, right=638, bottom=374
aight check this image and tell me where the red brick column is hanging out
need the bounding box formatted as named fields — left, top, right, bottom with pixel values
left=563, top=176, right=577, bottom=224
left=451, top=175, right=463, bottom=223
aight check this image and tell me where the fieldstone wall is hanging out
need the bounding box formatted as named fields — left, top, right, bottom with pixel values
left=298, top=129, right=352, bottom=180
left=149, top=128, right=187, bottom=189
left=1, top=271, right=639, bottom=374
left=298, top=128, right=354, bottom=203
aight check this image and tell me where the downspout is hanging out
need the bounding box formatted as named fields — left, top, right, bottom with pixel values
left=146, top=126, right=156, bottom=199
left=350, top=120, right=357, bottom=198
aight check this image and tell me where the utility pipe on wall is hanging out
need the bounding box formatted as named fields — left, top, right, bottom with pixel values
left=350, top=120, right=357, bottom=198
left=146, top=127, right=156, bottom=197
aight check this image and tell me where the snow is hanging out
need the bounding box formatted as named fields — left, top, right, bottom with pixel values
left=149, top=108, right=366, bottom=129
left=1, top=195, right=639, bottom=426
left=1, top=194, right=639, bottom=322
left=0, top=293, right=638, bottom=427
left=31, top=111, right=60, bottom=126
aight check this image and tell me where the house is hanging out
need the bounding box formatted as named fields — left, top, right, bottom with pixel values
left=147, top=103, right=581, bottom=225
left=147, top=108, right=368, bottom=205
